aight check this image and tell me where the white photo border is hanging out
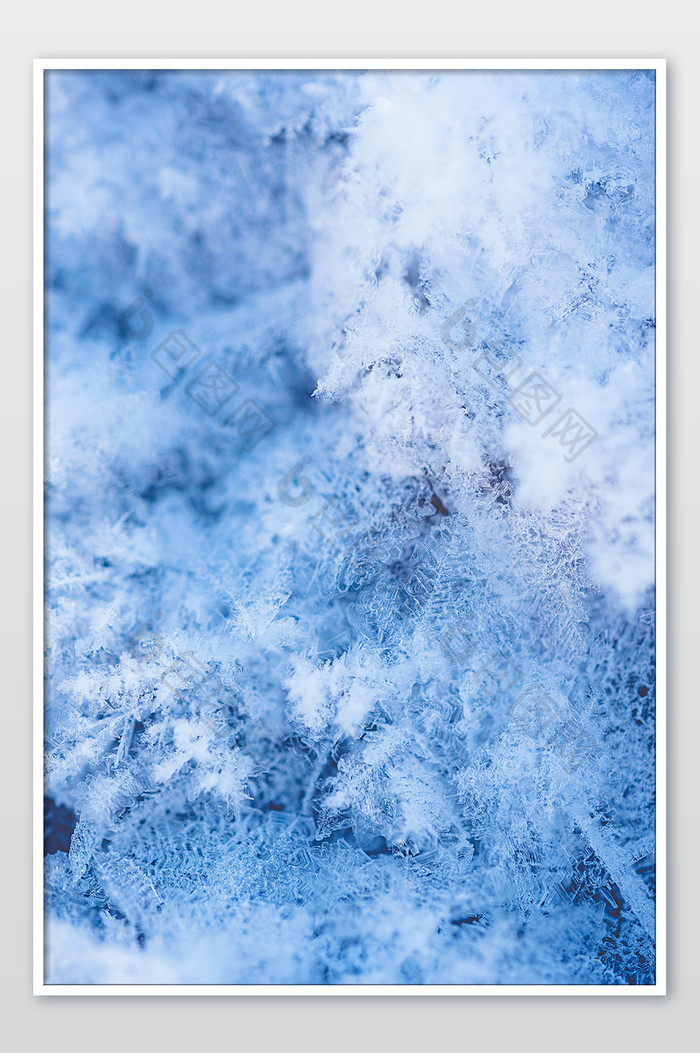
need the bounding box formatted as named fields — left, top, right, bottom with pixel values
left=33, top=57, right=667, bottom=997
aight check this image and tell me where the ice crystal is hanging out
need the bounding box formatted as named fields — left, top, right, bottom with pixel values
left=45, top=69, right=656, bottom=985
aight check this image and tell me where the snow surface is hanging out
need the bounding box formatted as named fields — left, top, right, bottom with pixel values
left=44, top=69, right=656, bottom=985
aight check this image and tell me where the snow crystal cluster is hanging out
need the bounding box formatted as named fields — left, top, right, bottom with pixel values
left=45, top=69, right=656, bottom=984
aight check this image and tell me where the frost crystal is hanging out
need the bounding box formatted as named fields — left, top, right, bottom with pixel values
left=45, top=69, right=656, bottom=985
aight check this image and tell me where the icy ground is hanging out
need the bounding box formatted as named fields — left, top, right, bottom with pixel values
left=44, top=69, right=656, bottom=984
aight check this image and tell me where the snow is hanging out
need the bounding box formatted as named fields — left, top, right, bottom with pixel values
left=44, top=68, right=656, bottom=985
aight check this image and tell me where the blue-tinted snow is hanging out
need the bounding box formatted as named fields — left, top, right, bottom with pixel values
left=44, top=69, right=656, bottom=985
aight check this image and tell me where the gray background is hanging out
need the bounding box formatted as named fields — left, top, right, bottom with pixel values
left=1, top=3, right=696, bottom=1050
